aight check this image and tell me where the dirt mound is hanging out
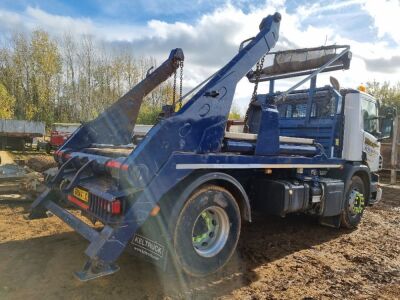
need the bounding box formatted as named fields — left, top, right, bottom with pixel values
left=26, top=155, right=57, bottom=173
left=0, top=151, right=15, bottom=165
left=9, top=151, right=57, bottom=173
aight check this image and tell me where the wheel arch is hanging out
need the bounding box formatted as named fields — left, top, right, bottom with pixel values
left=168, top=171, right=251, bottom=223
left=328, top=162, right=371, bottom=205
left=352, top=170, right=371, bottom=204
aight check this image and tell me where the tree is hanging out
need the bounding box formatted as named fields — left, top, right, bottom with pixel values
left=10, top=32, right=32, bottom=119
left=0, top=29, right=174, bottom=126
left=0, top=83, right=15, bottom=118
left=366, top=80, right=400, bottom=111
left=30, top=30, right=62, bottom=124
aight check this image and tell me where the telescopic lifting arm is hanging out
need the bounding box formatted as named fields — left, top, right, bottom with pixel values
left=61, top=48, right=184, bottom=149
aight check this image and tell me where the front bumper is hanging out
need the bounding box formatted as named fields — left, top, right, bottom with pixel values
left=369, top=183, right=382, bottom=206
left=374, top=187, right=383, bottom=203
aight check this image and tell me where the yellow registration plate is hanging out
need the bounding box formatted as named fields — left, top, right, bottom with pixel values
left=73, top=187, right=89, bottom=202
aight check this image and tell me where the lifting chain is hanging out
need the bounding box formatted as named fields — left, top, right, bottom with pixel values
left=179, top=60, right=184, bottom=109
left=172, top=67, right=177, bottom=107
left=243, top=55, right=266, bottom=132
left=172, top=61, right=184, bottom=110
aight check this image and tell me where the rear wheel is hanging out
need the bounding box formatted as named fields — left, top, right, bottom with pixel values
left=171, top=185, right=241, bottom=277
left=341, top=176, right=366, bottom=229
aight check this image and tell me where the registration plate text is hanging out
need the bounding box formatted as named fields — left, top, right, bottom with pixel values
left=73, top=188, right=89, bottom=202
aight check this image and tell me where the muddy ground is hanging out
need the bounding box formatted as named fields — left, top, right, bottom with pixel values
left=0, top=153, right=399, bottom=299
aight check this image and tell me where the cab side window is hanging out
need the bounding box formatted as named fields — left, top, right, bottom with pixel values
left=361, top=99, right=378, bottom=134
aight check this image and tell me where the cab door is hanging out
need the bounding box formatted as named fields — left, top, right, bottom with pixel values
left=361, top=95, right=380, bottom=172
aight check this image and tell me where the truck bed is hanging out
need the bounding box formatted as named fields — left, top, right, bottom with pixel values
left=0, top=119, right=45, bottom=137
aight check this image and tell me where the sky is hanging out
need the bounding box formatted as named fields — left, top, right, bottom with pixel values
left=0, top=0, right=399, bottom=113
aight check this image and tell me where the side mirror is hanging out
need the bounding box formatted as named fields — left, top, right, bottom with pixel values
left=378, top=106, right=397, bottom=141
left=378, top=116, right=395, bottom=141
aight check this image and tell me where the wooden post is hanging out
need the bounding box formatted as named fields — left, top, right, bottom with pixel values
left=390, top=116, right=399, bottom=184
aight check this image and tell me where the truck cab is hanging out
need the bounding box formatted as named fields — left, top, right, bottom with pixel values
left=269, top=87, right=390, bottom=207
left=342, top=90, right=382, bottom=172
left=49, top=123, right=81, bottom=150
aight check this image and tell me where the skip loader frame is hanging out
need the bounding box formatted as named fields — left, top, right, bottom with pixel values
left=28, top=12, right=385, bottom=280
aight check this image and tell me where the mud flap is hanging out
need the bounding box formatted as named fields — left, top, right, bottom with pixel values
left=319, top=179, right=344, bottom=217
left=319, top=215, right=341, bottom=228
left=126, top=214, right=171, bottom=271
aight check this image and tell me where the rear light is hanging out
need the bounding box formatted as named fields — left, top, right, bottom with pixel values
left=89, top=194, right=123, bottom=218
left=111, top=200, right=121, bottom=215
left=68, top=190, right=123, bottom=218
left=104, top=199, right=122, bottom=215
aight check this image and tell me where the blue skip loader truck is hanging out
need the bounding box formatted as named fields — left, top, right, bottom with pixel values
left=28, top=13, right=394, bottom=280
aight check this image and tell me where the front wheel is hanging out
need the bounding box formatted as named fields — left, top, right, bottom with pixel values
left=341, top=176, right=366, bottom=229
left=171, top=185, right=241, bottom=277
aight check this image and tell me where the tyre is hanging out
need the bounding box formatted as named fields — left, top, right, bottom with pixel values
left=341, top=176, right=366, bottom=229
left=171, top=185, right=241, bottom=277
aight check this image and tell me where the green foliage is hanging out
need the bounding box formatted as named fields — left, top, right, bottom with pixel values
left=0, top=83, right=15, bottom=118
left=137, top=104, right=162, bottom=125
left=229, top=105, right=242, bottom=120
left=30, top=30, right=62, bottom=124
left=366, top=80, right=400, bottom=111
